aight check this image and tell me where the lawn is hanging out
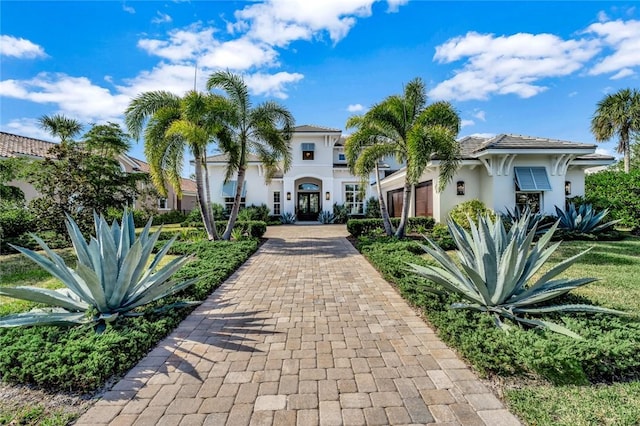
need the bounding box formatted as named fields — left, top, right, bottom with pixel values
left=357, top=234, right=640, bottom=426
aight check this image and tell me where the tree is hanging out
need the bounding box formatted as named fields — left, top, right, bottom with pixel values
left=125, top=90, right=226, bottom=240
left=38, top=114, right=83, bottom=144
left=83, top=122, right=131, bottom=157
left=0, top=158, right=25, bottom=203
left=591, top=88, right=640, bottom=173
left=345, top=114, right=395, bottom=236
left=206, top=70, right=294, bottom=240
left=346, top=78, right=460, bottom=238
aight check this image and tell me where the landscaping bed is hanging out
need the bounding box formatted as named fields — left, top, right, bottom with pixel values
left=356, top=235, right=640, bottom=425
left=0, top=237, right=258, bottom=425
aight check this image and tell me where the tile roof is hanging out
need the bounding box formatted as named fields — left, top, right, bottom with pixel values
left=471, top=134, right=595, bottom=152
left=0, top=131, right=56, bottom=159
left=205, top=153, right=261, bottom=162
left=126, top=154, right=197, bottom=193
left=293, top=124, right=342, bottom=133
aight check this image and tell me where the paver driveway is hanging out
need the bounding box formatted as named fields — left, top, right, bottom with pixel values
left=76, top=225, right=521, bottom=426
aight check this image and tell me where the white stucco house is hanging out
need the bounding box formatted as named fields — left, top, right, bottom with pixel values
left=205, top=125, right=402, bottom=220
left=379, top=134, right=615, bottom=222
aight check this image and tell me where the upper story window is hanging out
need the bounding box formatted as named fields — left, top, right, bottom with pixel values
left=301, top=143, right=315, bottom=160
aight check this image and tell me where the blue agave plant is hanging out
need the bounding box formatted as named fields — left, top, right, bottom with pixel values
left=555, top=203, right=620, bottom=234
left=280, top=212, right=296, bottom=224
left=317, top=211, right=336, bottom=224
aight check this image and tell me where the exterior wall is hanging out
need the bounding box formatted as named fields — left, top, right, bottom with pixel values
left=565, top=168, right=585, bottom=198
left=437, top=166, right=482, bottom=223
left=7, top=180, right=39, bottom=202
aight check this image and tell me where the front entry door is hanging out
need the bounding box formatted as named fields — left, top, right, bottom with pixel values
left=297, top=192, right=320, bottom=221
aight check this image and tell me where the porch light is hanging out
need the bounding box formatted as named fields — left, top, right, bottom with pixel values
left=565, top=181, right=571, bottom=196
left=286, top=192, right=291, bottom=200
left=325, top=191, right=331, bottom=200
left=456, top=181, right=465, bottom=196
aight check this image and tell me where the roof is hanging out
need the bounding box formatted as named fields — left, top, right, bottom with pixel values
left=0, top=131, right=56, bottom=159
left=205, top=153, right=261, bottom=162
left=468, top=134, right=595, bottom=153
left=127, top=155, right=197, bottom=193
left=293, top=124, right=341, bottom=133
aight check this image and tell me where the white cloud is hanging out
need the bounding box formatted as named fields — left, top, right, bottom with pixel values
left=347, top=103, right=364, bottom=112
left=199, top=38, right=278, bottom=70
left=568, top=91, right=578, bottom=97
left=472, top=110, right=485, bottom=121
left=0, top=35, right=47, bottom=59
left=152, top=11, right=173, bottom=24
left=386, top=0, right=408, bottom=13
left=461, top=119, right=475, bottom=127
left=585, top=19, right=640, bottom=77
left=2, top=118, right=56, bottom=141
left=468, top=132, right=496, bottom=139
left=429, top=31, right=600, bottom=101
left=122, top=3, right=135, bottom=14
left=597, top=10, right=609, bottom=22
left=243, top=72, right=304, bottom=98
left=610, top=68, right=635, bottom=80
left=138, top=26, right=215, bottom=62
left=595, top=146, right=620, bottom=159
left=117, top=62, right=206, bottom=97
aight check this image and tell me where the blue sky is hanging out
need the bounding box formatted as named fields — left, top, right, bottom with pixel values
left=1, top=1, right=639, bottom=175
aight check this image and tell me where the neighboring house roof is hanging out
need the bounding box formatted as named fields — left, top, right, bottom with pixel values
left=293, top=124, right=341, bottom=133
left=126, top=155, right=197, bottom=194
left=0, top=131, right=56, bottom=158
left=205, top=153, right=261, bottom=162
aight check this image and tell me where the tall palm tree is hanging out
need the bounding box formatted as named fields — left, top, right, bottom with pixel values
left=591, top=88, right=640, bottom=173
left=345, top=114, right=395, bottom=236
left=38, top=114, right=83, bottom=145
left=206, top=70, right=294, bottom=240
left=348, top=78, right=461, bottom=238
left=125, top=90, right=227, bottom=240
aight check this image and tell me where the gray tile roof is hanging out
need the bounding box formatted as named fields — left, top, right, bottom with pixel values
left=293, top=124, right=341, bottom=133
left=472, top=134, right=595, bottom=152
left=205, top=153, right=261, bottom=162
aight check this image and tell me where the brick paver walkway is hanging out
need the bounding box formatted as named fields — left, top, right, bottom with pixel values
left=76, top=225, right=521, bottom=426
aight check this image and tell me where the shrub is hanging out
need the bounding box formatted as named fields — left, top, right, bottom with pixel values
left=180, top=203, right=226, bottom=227
left=333, top=203, right=349, bottom=224
left=0, top=203, right=35, bottom=239
left=449, top=199, right=496, bottom=230
left=426, top=223, right=455, bottom=250
left=240, top=204, right=270, bottom=222
left=347, top=216, right=435, bottom=237
left=233, top=220, right=267, bottom=238
left=318, top=211, right=336, bottom=224
left=583, top=170, right=640, bottom=231
left=364, top=197, right=381, bottom=218
left=0, top=211, right=197, bottom=331
left=280, top=212, right=296, bottom=224
left=555, top=202, right=620, bottom=234
left=152, top=210, right=188, bottom=225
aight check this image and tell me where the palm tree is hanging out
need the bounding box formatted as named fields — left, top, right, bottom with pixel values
left=345, top=114, right=395, bottom=236
left=38, top=114, right=83, bottom=144
left=347, top=78, right=461, bottom=238
left=125, top=90, right=227, bottom=240
left=591, top=88, right=640, bottom=173
left=206, top=70, right=294, bottom=240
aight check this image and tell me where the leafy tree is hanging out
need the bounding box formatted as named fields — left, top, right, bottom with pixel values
left=125, top=90, right=226, bottom=240
left=38, top=114, right=83, bottom=145
left=206, top=70, right=294, bottom=240
left=591, top=88, right=640, bottom=173
left=582, top=169, right=640, bottom=231
left=346, top=77, right=460, bottom=238
left=0, top=158, right=25, bottom=203
left=83, top=122, right=131, bottom=156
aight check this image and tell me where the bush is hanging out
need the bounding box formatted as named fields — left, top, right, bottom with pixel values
left=582, top=169, right=640, bottom=231
left=426, top=223, right=455, bottom=250
left=449, top=199, right=496, bottom=230
left=152, top=210, right=188, bottom=225
left=333, top=203, right=349, bottom=224
left=241, top=204, right=270, bottom=222
left=364, top=197, right=381, bottom=218
left=347, top=216, right=435, bottom=237
left=233, top=221, right=267, bottom=238
left=0, top=203, right=35, bottom=239
left=180, top=203, right=226, bottom=227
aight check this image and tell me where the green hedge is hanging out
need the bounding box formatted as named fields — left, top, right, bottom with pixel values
left=347, top=216, right=435, bottom=237
left=356, top=236, right=640, bottom=385
left=0, top=239, right=258, bottom=391
left=582, top=170, right=640, bottom=231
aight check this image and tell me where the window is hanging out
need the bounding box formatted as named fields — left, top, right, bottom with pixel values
left=345, top=183, right=364, bottom=215
left=302, top=143, right=315, bottom=160
left=221, top=180, right=247, bottom=213
left=415, top=181, right=433, bottom=217
left=338, top=153, right=346, bottom=161
left=273, top=191, right=281, bottom=215
left=514, top=167, right=551, bottom=191
left=387, top=189, right=404, bottom=217
left=298, top=183, right=319, bottom=191
left=515, top=192, right=541, bottom=213
left=158, top=198, right=168, bottom=209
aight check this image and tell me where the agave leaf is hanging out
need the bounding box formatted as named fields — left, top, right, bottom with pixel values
left=514, top=316, right=583, bottom=339
left=0, top=286, right=89, bottom=312
left=121, top=277, right=197, bottom=310
left=408, top=263, right=483, bottom=303
left=515, top=304, right=631, bottom=316
left=457, top=263, right=491, bottom=304
left=529, top=248, right=593, bottom=291
left=74, top=263, right=107, bottom=311
left=494, top=237, right=521, bottom=304
left=0, top=310, right=89, bottom=327
left=110, top=240, right=144, bottom=308
left=126, top=256, right=192, bottom=302
left=65, top=214, right=92, bottom=267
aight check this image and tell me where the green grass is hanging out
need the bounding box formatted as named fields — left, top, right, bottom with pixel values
left=0, top=404, right=78, bottom=426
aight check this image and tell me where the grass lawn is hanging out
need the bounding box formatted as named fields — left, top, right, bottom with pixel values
left=357, top=233, right=640, bottom=426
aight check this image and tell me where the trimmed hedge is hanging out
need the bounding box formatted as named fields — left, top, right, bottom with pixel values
left=347, top=216, right=435, bottom=237
left=0, top=239, right=258, bottom=391
left=356, top=236, right=640, bottom=385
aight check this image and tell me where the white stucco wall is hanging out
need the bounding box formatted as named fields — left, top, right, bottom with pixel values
left=565, top=168, right=585, bottom=198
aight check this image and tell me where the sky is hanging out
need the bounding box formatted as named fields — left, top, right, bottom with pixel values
left=1, top=1, right=639, bottom=176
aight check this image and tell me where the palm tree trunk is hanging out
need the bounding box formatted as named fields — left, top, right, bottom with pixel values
left=624, top=136, right=631, bottom=173
left=394, top=179, right=412, bottom=239
left=202, top=157, right=219, bottom=239
left=223, top=165, right=245, bottom=240
left=194, top=154, right=217, bottom=240
left=375, top=162, right=394, bottom=236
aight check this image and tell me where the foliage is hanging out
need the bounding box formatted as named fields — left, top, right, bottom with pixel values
left=0, top=158, right=26, bottom=203
left=410, top=212, right=629, bottom=338
left=591, top=88, right=640, bottom=173
left=582, top=169, right=640, bottom=231
left=449, top=199, right=496, bottom=230
left=181, top=203, right=226, bottom=227
left=347, top=216, right=435, bottom=237
left=0, top=202, right=35, bottom=239
left=555, top=202, right=620, bottom=234
left=25, top=135, right=145, bottom=236
left=233, top=220, right=267, bottom=238
left=206, top=70, right=294, bottom=240
left=82, top=122, right=131, bottom=157
left=317, top=211, right=336, bottom=224
left=357, top=235, right=640, bottom=385
left=152, top=210, right=188, bottom=225
left=0, top=403, right=78, bottom=426
left=38, top=114, right=83, bottom=144
left=0, top=211, right=197, bottom=331
left=280, top=212, right=297, bottom=224
left=364, top=197, right=381, bottom=218
left=426, top=223, right=456, bottom=250
left=502, top=205, right=552, bottom=234
left=333, top=203, right=349, bottom=224
left=237, top=204, right=270, bottom=222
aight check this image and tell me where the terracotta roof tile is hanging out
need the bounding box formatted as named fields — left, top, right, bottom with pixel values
left=0, top=131, right=57, bottom=159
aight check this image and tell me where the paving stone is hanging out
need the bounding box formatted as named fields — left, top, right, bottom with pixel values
left=340, top=393, right=371, bottom=408
left=273, top=410, right=297, bottom=425
left=477, top=409, right=522, bottom=425
left=249, top=410, right=273, bottom=426
left=179, top=414, right=207, bottom=426
left=203, top=413, right=228, bottom=425
left=404, top=397, right=435, bottom=424
left=297, top=409, right=319, bottom=426
left=198, top=397, right=235, bottom=413
left=319, top=401, right=342, bottom=426
left=226, top=403, right=253, bottom=426
left=429, top=404, right=457, bottom=423
left=466, top=393, right=505, bottom=410
left=450, top=403, right=486, bottom=426
left=287, top=393, right=319, bottom=409
left=165, top=398, right=202, bottom=415
left=362, top=407, right=388, bottom=425
left=254, top=395, right=287, bottom=411
left=318, top=379, right=339, bottom=401
left=370, top=391, right=403, bottom=408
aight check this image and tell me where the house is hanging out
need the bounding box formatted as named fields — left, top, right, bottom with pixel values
left=0, top=131, right=197, bottom=212
left=205, top=125, right=402, bottom=220
left=379, top=133, right=615, bottom=222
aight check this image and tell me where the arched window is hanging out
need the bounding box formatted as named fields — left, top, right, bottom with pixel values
left=298, top=183, right=319, bottom=191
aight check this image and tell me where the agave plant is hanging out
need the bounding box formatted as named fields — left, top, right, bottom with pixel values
left=0, top=211, right=197, bottom=331
left=317, top=211, right=336, bottom=224
left=280, top=212, right=296, bottom=224
left=502, top=206, right=551, bottom=234
left=555, top=202, right=620, bottom=234
left=409, top=212, right=628, bottom=338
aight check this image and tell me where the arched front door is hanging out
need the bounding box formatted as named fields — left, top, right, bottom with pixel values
left=297, top=182, right=321, bottom=221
